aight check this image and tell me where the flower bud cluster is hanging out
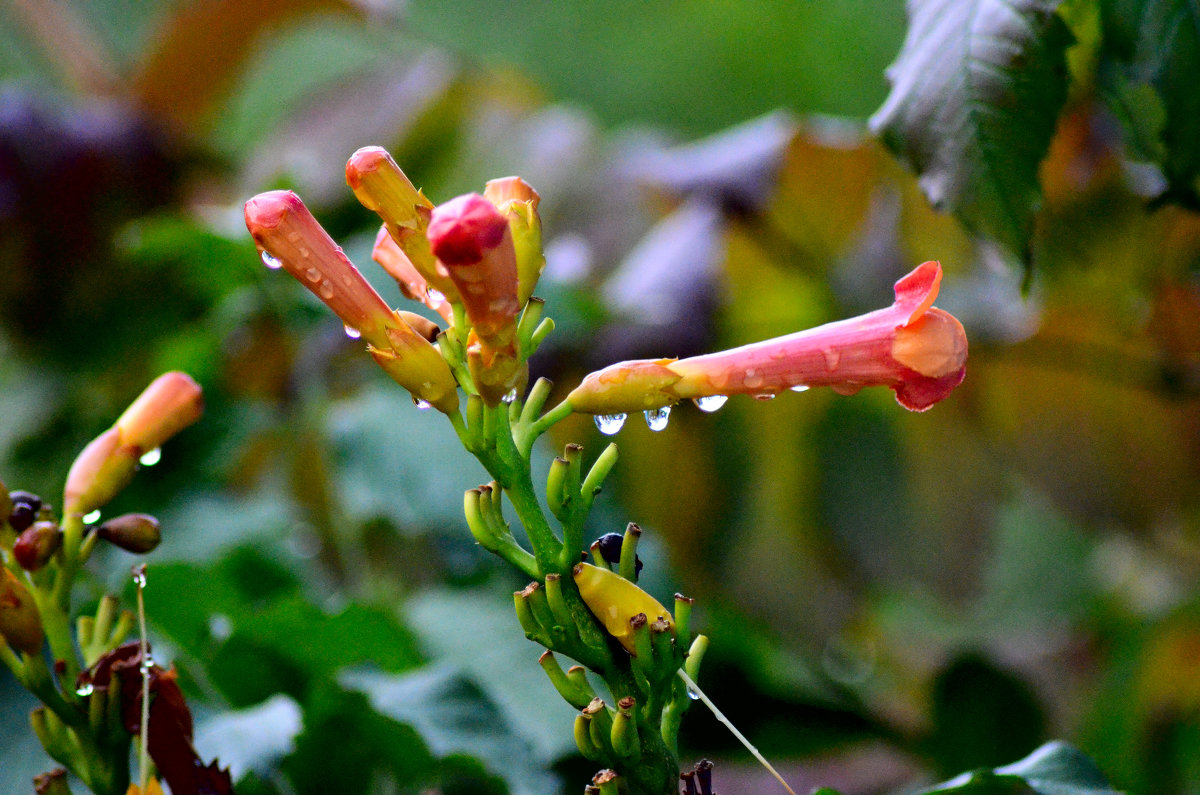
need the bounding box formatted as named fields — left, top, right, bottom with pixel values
left=246, top=146, right=550, bottom=411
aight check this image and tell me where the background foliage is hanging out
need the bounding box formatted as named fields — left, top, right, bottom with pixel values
left=0, top=1, right=1198, bottom=792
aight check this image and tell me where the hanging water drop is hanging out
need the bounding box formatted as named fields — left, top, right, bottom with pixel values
left=76, top=683, right=94, bottom=697
left=132, top=565, right=147, bottom=590
left=261, top=251, right=283, bottom=269
left=139, top=447, right=162, bottom=467
left=692, top=394, right=728, bottom=413
left=343, top=325, right=362, bottom=340
left=686, top=685, right=700, bottom=701
left=753, top=392, right=776, bottom=401
left=426, top=288, right=445, bottom=306
left=413, top=398, right=433, bottom=411
left=82, top=509, right=102, bottom=525
left=594, top=413, right=627, bottom=435
left=789, top=384, right=810, bottom=393
left=644, top=406, right=671, bottom=432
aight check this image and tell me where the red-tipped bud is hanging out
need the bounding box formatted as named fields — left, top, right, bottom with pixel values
left=428, top=193, right=520, bottom=350
left=96, top=513, right=162, bottom=554
left=245, top=190, right=400, bottom=350
left=13, top=521, right=61, bottom=570
left=0, top=568, right=43, bottom=655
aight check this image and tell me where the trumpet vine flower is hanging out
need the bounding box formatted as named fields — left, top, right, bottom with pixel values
left=567, top=261, right=967, bottom=414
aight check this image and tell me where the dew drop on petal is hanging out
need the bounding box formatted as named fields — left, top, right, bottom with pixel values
left=318, top=281, right=335, bottom=300
left=139, top=447, right=162, bottom=466
left=426, top=288, right=445, bottom=306
left=789, top=384, right=810, bottom=393
left=82, top=509, right=102, bottom=525
left=76, top=683, right=94, bottom=697
left=413, top=398, right=433, bottom=411
left=343, top=325, right=362, bottom=339
left=743, top=368, right=765, bottom=389
left=644, top=406, right=671, bottom=432
left=692, top=394, right=728, bottom=413
left=304, top=267, right=322, bottom=283
left=823, top=348, right=840, bottom=371
left=594, top=413, right=627, bottom=435
left=261, top=251, right=283, bottom=269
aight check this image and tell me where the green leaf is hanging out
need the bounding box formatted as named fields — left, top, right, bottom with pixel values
left=1097, top=0, right=1200, bottom=206
left=870, top=0, right=1074, bottom=266
left=922, top=742, right=1123, bottom=794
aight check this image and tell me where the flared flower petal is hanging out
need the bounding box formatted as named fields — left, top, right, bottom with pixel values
left=484, top=176, right=545, bottom=306
left=567, top=261, right=967, bottom=414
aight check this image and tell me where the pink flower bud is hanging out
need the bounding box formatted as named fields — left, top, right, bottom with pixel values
left=568, top=262, right=967, bottom=414
left=64, top=373, right=202, bottom=515
left=427, top=193, right=520, bottom=350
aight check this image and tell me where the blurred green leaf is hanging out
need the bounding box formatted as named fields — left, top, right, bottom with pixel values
left=923, top=741, right=1122, bottom=794
left=871, top=0, right=1073, bottom=266
left=926, top=654, right=1046, bottom=777
left=343, top=665, right=547, bottom=794
left=1097, top=0, right=1200, bottom=206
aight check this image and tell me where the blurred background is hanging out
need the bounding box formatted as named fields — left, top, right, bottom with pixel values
left=1, top=1, right=1198, bottom=793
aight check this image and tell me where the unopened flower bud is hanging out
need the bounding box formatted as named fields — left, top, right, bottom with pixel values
left=484, top=176, right=545, bottom=306
left=13, top=521, right=61, bottom=570
left=0, top=568, right=44, bottom=655
left=345, top=146, right=460, bottom=302
left=573, top=562, right=673, bottom=654
left=96, top=513, right=161, bottom=554
left=8, top=490, right=42, bottom=533
left=64, top=373, right=202, bottom=516
left=115, top=371, right=203, bottom=454
left=428, top=193, right=521, bottom=350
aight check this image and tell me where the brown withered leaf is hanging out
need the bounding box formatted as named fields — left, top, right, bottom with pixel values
left=82, top=643, right=234, bottom=795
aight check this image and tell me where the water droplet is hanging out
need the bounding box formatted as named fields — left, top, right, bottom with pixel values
left=318, top=281, right=335, bottom=300
left=208, top=614, right=233, bottom=642
left=76, top=683, right=94, bottom=697
left=789, top=384, right=810, bottom=392
left=822, top=348, right=840, bottom=370
left=132, top=564, right=147, bottom=589
left=692, top=394, right=729, bottom=413
left=140, top=651, right=155, bottom=669
left=260, top=251, right=283, bottom=269
left=139, top=447, right=161, bottom=467
left=82, top=509, right=102, bottom=525
left=686, top=685, right=700, bottom=701
left=303, top=266, right=321, bottom=283
left=426, top=288, right=445, bottom=306
left=501, top=388, right=518, bottom=404
left=644, top=406, right=671, bottom=431
left=343, top=325, right=362, bottom=339
left=594, top=413, right=627, bottom=435
left=753, top=393, right=776, bottom=401
left=743, top=368, right=765, bottom=389
left=413, top=398, right=432, bottom=411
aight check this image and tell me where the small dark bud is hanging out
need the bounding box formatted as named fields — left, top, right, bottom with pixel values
left=8, top=490, right=43, bottom=532
left=97, top=513, right=161, bottom=554
left=13, top=521, right=61, bottom=570
left=595, top=532, right=623, bottom=565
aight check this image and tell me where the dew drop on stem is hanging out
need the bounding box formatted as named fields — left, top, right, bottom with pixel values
left=82, top=509, right=102, bottom=525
